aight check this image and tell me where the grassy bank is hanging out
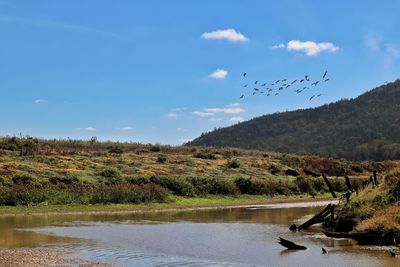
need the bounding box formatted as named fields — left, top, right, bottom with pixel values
left=0, top=194, right=334, bottom=216
left=332, top=168, right=400, bottom=244
left=0, top=137, right=390, bottom=209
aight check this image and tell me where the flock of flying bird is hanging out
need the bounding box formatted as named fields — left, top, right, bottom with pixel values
left=239, top=71, right=330, bottom=101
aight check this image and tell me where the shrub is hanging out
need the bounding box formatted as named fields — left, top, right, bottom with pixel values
left=193, top=152, right=217, bottom=160
left=99, top=168, right=122, bottom=184
left=49, top=174, right=79, bottom=185
left=157, top=154, right=167, bottom=163
left=227, top=159, right=240, bottom=169
left=150, top=176, right=195, bottom=197
left=12, top=174, right=35, bottom=185
left=108, top=146, right=123, bottom=154
left=295, top=176, right=313, bottom=194
left=235, top=177, right=253, bottom=194
left=150, top=145, right=161, bottom=152
left=126, top=176, right=151, bottom=185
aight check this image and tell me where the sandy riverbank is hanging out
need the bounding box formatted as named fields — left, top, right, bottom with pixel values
left=0, top=248, right=120, bottom=267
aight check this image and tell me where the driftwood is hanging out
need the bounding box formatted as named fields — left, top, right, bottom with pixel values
left=297, top=204, right=332, bottom=231
left=278, top=237, right=307, bottom=250
left=322, top=173, right=337, bottom=198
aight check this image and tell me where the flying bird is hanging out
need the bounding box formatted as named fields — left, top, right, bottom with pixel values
left=303, top=86, right=308, bottom=90
left=322, top=248, right=327, bottom=254
left=323, top=71, right=328, bottom=79
left=275, top=93, right=279, bottom=96
left=281, top=79, right=287, bottom=82
left=240, top=94, right=244, bottom=99
left=253, top=92, right=257, bottom=95
left=275, top=79, right=281, bottom=83
left=300, top=79, right=304, bottom=83
left=268, top=89, right=273, bottom=92
left=253, top=88, right=259, bottom=91
left=305, top=75, right=310, bottom=81
left=254, top=81, right=258, bottom=85
left=286, top=85, right=291, bottom=88
left=317, top=94, right=322, bottom=97
left=291, top=79, right=297, bottom=84
left=324, top=78, right=330, bottom=82
left=310, top=95, right=315, bottom=100
left=243, top=84, right=248, bottom=87
left=278, top=87, right=284, bottom=90
left=243, top=73, right=247, bottom=77
left=261, top=83, right=267, bottom=87
left=311, top=81, right=319, bottom=86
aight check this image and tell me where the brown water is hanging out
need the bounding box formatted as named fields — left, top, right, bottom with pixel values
left=0, top=201, right=398, bottom=267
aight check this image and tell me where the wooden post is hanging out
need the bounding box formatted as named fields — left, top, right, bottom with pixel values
left=322, top=173, right=337, bottom=198
left=373, top=171, right=378, bottom=185
left=344, top=176, right=354, bottom=192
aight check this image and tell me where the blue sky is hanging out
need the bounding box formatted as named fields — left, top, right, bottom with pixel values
left=1, top=0, right=399, bottom=145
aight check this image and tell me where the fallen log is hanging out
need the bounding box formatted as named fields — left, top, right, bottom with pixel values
left=322, top=173, right=337, bottom=198
left=278, top=237, right=307, bottom=250
left=297, top=204, right=332, bottom=231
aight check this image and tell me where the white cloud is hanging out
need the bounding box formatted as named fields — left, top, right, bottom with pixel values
left=364, top=34, right=382, bottom=51
left=287, top=40, right=339, bottom=56
left=76, top=127, right=96, bottom=131
left=34, top=99, right=48, bottom=104
left=204, top=107, right=244, bottom=114
left=386, top=44, right=400, bottom=58
left=120, top=126, right=133, bottom=131
left=272, top=43, right=285, bottom=49
left=0, top=15, right=115, bottom=36
left=193, top=111, right=215, bottom=117
left=209, top=117, right=223, bottom=122
left=209, top=69, right=228, bottom=80
left=177, top=128, right=189, bottom=132
left=167, top=113, right=178, bottom=119
left=201, top=28, right=248, bottom=42
left=229, top=117, right=244, bottom=123
left=171, top=107, right=186, bottom=112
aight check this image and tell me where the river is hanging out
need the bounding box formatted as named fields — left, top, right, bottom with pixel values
left=0, top=200, right=397, bottom=266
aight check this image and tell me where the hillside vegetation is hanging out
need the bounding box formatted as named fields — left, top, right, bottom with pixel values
left=187, top=80, right=400, bottom=160
left=0, top=137, right=387, bottom=206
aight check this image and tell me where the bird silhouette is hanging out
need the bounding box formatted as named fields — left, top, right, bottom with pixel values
left=268, top=88, right=273, bottom=92
left=291, top=79, right=297, bottom=84
left=267, top=93, right=271, bottom=96
left=324, top=78, right=330, bottom=82
left=322, top=248, right=327, bottom=254
left=305, top=75, right=310, bottom=81
left=281, top=79, right=287, bottom=82
left=261, top=83, right=267, bottom=87
left=240, top=94, right=244, bottom=99
left=275, top=93, right=279, bottom=96
left=286, top=85, right=291, bottom=88
left=254, top=81, right=258, bottom=85
left=323, top=71, right=328, bottom=79
left=253, top=92, right=257, bottom=95
left=310, top=95, right=315, bottom=100
left=243, top=73, right=247, bottom=77
left=275, top=79, right=281, bottom=83
left=300, top=79, right=304, bottom=83
left=253, top=88, right=259, bottom=91
left=278, top=87, right=284, bottom=90
left=243, top=84, right=248, bottom=87
left=317, top=94, right=322, bottom=97
left=303, top=86, right=308, bottom=90
left=311, top=81, right=319, bottom=86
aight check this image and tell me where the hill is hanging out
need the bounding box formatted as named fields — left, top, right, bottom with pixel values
left=187, top=80, right=400, bottom=160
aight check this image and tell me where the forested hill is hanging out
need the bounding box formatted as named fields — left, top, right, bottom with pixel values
left=187, top=80, right=400, bottom=160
